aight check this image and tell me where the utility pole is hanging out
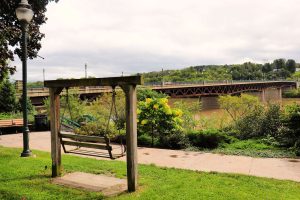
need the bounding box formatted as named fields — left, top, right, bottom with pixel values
left=43, top=68, right=45, bottom=82
left=85, top=63, right=87, bottom=78
left=161, top=68, right=164, bottom=87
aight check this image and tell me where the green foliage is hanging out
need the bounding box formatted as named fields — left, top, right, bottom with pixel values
left=0, top=0, right=59, bottom=80
left=137, top=134, right=159, bottom=147
left=137, top=88, right=167, bottom=101
left=234, top=105, right=264, bottom=139
left=0, top=112, right=22, bottom=120
left=16, top=95, right=35, bottom=115
left=291, top=71, right=300, bottom=81
left=283, top=88, right=300, bottom=98
left=219, top=94, right=261, bottom=122
left=78, top=92, right=126, bottom=138
left=286, top=59, right=297, bottom=73
left=138, top=97, right=183, bottom=147
left=173, top=100, right=200, bottom=131
left=60, top=90, right=87, bottom=121
left=277, top=104, right=300, bottom=152
left=230, top=62, right=263, bottom=80
left=260, top=104, right=282, bottom=137
left=187, top=129, right=233, bottom=149
left=158, top=131, right=189, bottom=149
left=213, top=139, right=295, bottom=158
left=223, top=139, right=273, bottom=150
left=0, top=78, right=17, bottom=112
left=142, top=59, right=299, bottom=83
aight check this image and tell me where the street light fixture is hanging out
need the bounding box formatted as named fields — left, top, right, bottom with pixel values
left=16, top=0, right=34, bottom=157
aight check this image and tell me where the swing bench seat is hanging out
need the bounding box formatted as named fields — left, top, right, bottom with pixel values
left=60, top=132, right=125, bottom=159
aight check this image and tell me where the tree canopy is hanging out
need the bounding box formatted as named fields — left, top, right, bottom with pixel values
left=142, top=58, right=299, bottom=83
left=0, top=0, right=58, bottom=81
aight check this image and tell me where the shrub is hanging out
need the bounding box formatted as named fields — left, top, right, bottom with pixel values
left=260, top=104, right=282, bottom=137
left=138, top=134, right=157, bottom=147
left=137, top=88, right=167, bottom=101
left=187, top=129, right=233, bottom=149
left=283, top=88, right=300, bottom=98
left=173, top=100, right=200, bottom=131
left=276, top=104, right=300, bottom=148
left=138, top=97, right=183, bottom=147
left=234, top=105, right=264, bottom=139
left=0, top=79, right=17, bottom=113
left=158, top=131, right=189, bottom=149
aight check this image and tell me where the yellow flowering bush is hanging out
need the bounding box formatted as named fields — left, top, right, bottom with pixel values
left=137, top=97, right=184, bottom=148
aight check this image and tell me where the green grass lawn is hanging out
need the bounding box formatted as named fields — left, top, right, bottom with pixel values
left=0, top=146, right=300, bottom=200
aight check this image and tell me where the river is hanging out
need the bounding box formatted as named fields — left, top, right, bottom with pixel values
left=169, top=98, right=300, bottom=129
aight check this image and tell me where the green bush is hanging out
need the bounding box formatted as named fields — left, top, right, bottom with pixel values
left=234, top=105, right=264, bottom=139
left=137, top=88, right=167, bottom=101
left=138, top=97, right=183, bottom=147
left=283, top=88, right=300, bottom=98
left=277, top=104, right=300, bottom=149
left=224, top=139, right=272, bottom=150
left=158, top=131, right=189, bottom=149
left=187, top=129, right=233, bottom=149
left=138, top=134, right=154, bottom=147
left=260, top=104, right=282, bottom=137
left=0, top=78, right=17, bottom=113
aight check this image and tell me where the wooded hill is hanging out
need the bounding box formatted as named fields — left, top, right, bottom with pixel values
left=142, top=59, right=300, bottom=83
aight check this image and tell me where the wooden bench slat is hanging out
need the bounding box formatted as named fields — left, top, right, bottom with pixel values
left=62, top=140, right=111, bottom=150
left=0, top=119, right=24, bottom=128
left=60, top=133, right=106, bottom=143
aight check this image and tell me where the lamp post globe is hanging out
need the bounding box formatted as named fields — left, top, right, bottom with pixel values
left=16, top=0, right=33, bottom=157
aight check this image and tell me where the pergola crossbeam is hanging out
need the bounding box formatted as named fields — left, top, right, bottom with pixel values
left=44, top=76, right=143, bottom=88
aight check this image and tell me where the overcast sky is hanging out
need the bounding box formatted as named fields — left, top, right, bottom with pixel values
left=12, top=0, right=300, bottom=81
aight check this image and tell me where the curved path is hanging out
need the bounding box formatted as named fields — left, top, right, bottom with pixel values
left=1, top=131, right=300, bottom=182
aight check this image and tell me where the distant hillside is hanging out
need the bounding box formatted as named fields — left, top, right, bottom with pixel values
left=142, top=59, right=300, bottom=83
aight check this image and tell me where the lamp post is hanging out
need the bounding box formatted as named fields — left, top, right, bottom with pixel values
left=16, top=0, right=34, bottom=157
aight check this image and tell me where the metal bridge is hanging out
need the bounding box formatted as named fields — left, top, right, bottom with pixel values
left=150, top=80, right=296, bottom=98
left=21, top=80, right=297, bottom=105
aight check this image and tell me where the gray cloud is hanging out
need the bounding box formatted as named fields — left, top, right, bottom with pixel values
left=11, top=0, right=300, bottom=81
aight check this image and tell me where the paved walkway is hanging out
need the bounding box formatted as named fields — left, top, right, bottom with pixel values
left=1, top=131, right=300, bottom=182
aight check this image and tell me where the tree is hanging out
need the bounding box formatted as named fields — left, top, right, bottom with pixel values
left=137, top=88, right=167, bottom=101
left=272, top=59, right=286, bottom=70
left=0, top=0, right=58, bottom=81
left=173, top=100, right=200, bottom=130
left=219, top=94, right=261, bottom=122
left=137, top=97, right=183, bottom=147
left=262, top=63, right=273, bottom=73
left=286, top=59, right=296, bottom=73
left=0, top=78, right=17, bottom=112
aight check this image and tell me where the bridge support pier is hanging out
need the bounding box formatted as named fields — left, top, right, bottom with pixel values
left=256, top=88, right=283, bottom=103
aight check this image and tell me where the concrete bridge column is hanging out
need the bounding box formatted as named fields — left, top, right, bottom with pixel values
left=263, top=88, right=282, bottom=102
left=277, top=87, right=282, bottom=100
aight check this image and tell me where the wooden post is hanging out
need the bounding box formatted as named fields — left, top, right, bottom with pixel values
left=49, top=87, right=62, bottom=177
left=123, top=85, right=138, bottom=192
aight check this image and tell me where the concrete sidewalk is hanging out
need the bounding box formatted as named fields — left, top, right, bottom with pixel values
left=1, top=131, right=300, bottom=182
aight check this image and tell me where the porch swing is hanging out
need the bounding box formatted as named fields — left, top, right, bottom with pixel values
left=59, top=87, right=126, bottom=159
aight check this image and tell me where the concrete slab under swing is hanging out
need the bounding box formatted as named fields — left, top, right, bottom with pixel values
left=52, top=172, right=127, bottom=197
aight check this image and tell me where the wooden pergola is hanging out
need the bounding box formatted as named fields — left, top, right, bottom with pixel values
left=44, top=75, right=143, bottom=192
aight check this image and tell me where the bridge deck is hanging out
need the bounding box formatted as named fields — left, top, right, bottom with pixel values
left=20, top=81, right=296, bottom=104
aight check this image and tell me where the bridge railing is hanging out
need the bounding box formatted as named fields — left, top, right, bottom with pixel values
left=145, top=79, right=293, bottom=87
